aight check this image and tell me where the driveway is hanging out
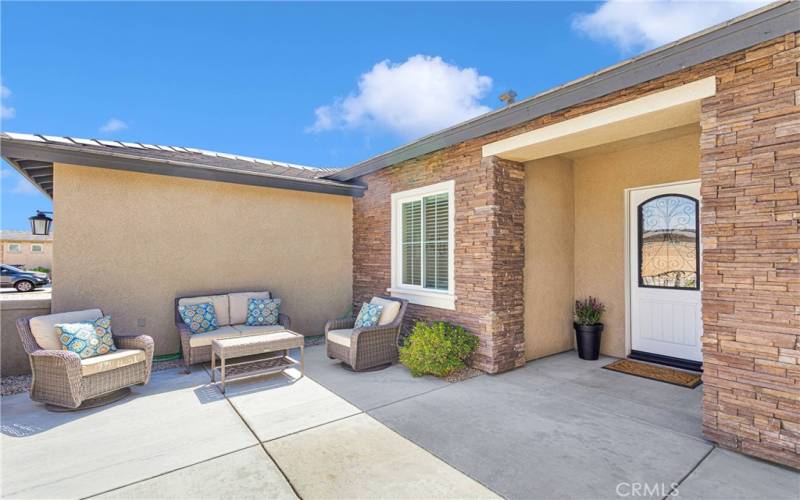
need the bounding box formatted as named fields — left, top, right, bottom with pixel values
left=0, top=285, right=51, bottom=300
left=1, top=347, right=797, bottom=499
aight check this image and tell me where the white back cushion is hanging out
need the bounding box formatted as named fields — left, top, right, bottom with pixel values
left=178, top=295, right=230, bottom=326
left=30, top=308, right=103, bottom=351
left=370, top=297, right=401, bottom=326
left=228, top=291, right=270, bottom=325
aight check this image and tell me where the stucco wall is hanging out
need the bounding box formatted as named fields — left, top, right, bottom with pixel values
left=1, top=240, right=53, bottom=271
left=1, top=298, right=51, bottom=376
left=523, top=156, right=575, bottom=360
left=572, top=129, right=700, bottom=357
left=52, top=163, right=353, bottom=355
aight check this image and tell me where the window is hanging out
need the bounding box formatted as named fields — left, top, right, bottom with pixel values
left=8, top=244, right=21, bottom=253
left=31, top=244, right=43, bottom=253
left=638, top=194, right=699, bottom=290
left=390, top=180, right=455, bottom=309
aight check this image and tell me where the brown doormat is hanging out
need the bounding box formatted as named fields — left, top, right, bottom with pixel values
left=603, top=359, right=702, bottom=388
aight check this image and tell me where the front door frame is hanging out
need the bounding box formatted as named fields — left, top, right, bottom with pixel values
left=623, top=179, right=703, bottom=369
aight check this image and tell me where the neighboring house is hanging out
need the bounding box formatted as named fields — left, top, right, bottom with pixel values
left=2, top=2, right=798, bottom=467
left=0, top=230, right=53, bottom=271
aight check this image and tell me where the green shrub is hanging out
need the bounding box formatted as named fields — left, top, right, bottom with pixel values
left=399, top=321, right=478, bottom=377
left=30, top=267, right=50, bottom=274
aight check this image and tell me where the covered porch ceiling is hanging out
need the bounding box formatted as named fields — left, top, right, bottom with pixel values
left=482, top=77, right=716, bottom=163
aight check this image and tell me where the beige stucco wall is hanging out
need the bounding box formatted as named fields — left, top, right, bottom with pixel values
left=52, top=163, right=353, bottom=355
left=1, top=298, right=51, bottom=376
left=571, top=129, right=700, bottom=357
left=1, top=240, right=53, bottom=270
left=523, top=156, right=575, bottom=360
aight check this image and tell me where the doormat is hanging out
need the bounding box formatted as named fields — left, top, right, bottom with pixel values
left=603, top=359, right=702, bottom=388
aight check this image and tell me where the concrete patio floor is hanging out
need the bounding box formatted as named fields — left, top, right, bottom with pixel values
left=1, top=346, right=797, bottom=499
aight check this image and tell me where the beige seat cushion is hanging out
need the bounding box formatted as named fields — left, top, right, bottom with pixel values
left=228, top=291, right=270, bottom=325
left=370, top=297, right=401, bottom=326
left=187, top=326, right=240, bottom=348
left=327, top=329, right=353, bottom=348
left=29, top=309, right=103, bottom=351
left=81, top=349, right=145, bottom=376
left=179, top=295, right=230, bottom=326
left=233, top=324, right=285, bottom=336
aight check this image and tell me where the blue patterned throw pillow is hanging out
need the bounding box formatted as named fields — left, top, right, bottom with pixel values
left=354, top=303, right=383, bottom=328
left=178, top=302, right=219, bottom=334
left=246, top=298, right=281, bottom=326
left=56, top=315, right=117, bottom=359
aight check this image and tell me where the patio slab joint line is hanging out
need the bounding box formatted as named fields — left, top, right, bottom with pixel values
left=664, top=445, right=716, bottom=500
left=312, top=372, right=466, bottom=413
left=213, top=376, right=304, bottom=499
left=79, top=444, right=263, bottom=499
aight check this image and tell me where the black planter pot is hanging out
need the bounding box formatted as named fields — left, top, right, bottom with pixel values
left=574, top=323, right=604, bottom=360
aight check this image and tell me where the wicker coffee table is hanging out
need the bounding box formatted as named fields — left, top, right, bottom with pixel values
left=211, top=330, right=304, bottom=393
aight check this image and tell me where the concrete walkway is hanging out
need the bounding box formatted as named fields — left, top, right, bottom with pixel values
left=1, top=346, right=797, bottom=499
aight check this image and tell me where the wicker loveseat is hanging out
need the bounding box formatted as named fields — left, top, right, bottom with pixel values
left=325, top=296, right=408, bottom=371
left=16, top=309, right=154, bottom=410
left=175, top=290, right=291, bottom=372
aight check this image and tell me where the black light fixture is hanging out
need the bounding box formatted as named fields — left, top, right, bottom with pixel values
left=29, top=211, right=53, bottom=236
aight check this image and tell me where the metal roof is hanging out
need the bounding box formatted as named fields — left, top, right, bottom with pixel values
left=0, top=133, right=364, bottom=198
left=325, top=0, right=799, bottom=181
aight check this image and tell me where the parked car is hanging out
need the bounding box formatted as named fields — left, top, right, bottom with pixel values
left=0, top=264, right=50, bottom=292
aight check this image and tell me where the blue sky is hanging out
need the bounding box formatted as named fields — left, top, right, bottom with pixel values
left=0, top=1, right=768, bottom=230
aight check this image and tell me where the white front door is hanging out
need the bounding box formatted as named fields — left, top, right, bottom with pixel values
left=629, top=181, right=702, bottom=362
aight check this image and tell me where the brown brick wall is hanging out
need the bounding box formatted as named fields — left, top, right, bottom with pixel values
left=353, top=33, right=800, bottom=466
left=352, top=152, right=525, bottom=373
left=699, top=33, right=800, bottom=468
left=354, top=35, right=753, bottom=372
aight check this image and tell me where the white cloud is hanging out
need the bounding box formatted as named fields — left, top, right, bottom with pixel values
left=572, top=0, right=772, bottom=52
left=309, top=55, right=493, bottom=139
left=0, top=167, right=37, bottom=195
left=11, top=178, right=38, bottom=195
left=1, top=83, right=15, bottom=119
left=99, top=118, right=128, bottom=133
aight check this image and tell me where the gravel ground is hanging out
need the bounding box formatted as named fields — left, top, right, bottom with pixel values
left=1, top=359, right=186, bottom=397
left=305, top=335, right=325, bottom=347
left=444, top=366, right=483, bottom=383
left=152, top=359, right=185, bottom=372
left=1, top=374, right=31, bottom=397
left=2, top=342, right=480, bottom=396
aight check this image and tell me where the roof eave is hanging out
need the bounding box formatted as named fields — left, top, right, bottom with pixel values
left=327, top=0, right=798, bottom=182
left=3, top=155, right=53, bottom=199
left=1, top=139, right=365, bottom=198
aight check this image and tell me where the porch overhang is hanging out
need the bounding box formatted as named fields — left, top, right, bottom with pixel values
left=482, top=77, right=716, bottom=162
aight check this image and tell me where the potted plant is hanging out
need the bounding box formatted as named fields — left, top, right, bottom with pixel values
left=574, top=297, right=605, bottom=360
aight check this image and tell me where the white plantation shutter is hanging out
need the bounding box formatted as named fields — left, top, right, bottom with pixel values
left=392, top=181, right=454, bottom=308
left=423, top=193, right=449, bottom=290
left=401, top=200, right=422, bottom=286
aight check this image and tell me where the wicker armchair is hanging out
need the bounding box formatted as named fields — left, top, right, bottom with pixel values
left=16, top=312, right=154, bottom=410
left=325, top=297, right=408, bottom=371
left=175, top=290, right=291, bottom=373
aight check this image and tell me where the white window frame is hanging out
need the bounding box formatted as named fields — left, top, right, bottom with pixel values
left=7, top=244, right=21, bottom=253
left=31, top=244, right=44, bottom=253
left=389, top=180, right=456, bottom=310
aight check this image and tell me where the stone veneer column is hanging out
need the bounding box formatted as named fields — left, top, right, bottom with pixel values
left=699, top=33, right=800, bottom=468
left=482, top=156, right=526, bottom=373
